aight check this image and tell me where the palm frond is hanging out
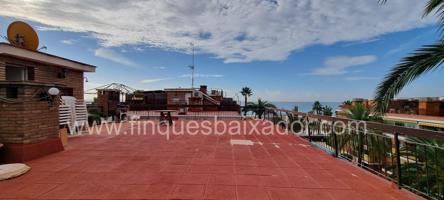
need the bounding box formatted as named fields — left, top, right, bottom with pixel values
left=424, top=0, right=444, bottom=15
left=375, top=41, right=444, bottom=113
left=424, top=0, right=444, bottom=35
left=346, top=103, right=371, bottom=120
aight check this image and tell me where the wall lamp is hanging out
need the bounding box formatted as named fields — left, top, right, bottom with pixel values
left=39, top=87, right=60, bottom=106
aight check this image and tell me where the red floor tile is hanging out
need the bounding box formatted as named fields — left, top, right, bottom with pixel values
left=0, top=120, right=424, bottom=200
left=294, top=188, right=334, bottom=200
left=267, top=188, right=300, bottom=200
left=172, top=184, right=205, bottom=199
left=262, top=175, right=292, bottom=187
left=236, top=175, right=264, bottom=186
left=208, top=174, right=236, bottom=185
left=1, top=183, right=58, bottom=199
left=205, top=185, right=236, bottom=200
left=237, top=186, right=270, bottom=200
left=106, top=184, right=150, bottom=199
left=211, top=165, right=235, bottom=174
left=178, top=173, right=209, bottom=185
left=144, top=183, right=175, bottom=199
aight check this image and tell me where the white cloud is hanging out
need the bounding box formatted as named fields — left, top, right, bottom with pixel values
left=94, top=48, right=141, bottom=68
left=133, top=47, right=144, bottom=52
left=0, top=0, right=435, bottom=63
left=35, top=25, right=63, bottom=31
left=341, top=38, right=381, bottom=47
left=152, top=66, right=167, bottom=70
left=180, top=73, right=224, bottom=78
left=345, top=76, right=379, bottom=81
left=140, top=78, right=171, bottom=83
left=60, top=39, right=76, bottom=45
left=307, top=55, right=377, bottom=76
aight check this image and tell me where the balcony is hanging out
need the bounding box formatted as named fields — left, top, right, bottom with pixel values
left=0, top=111, right=435, bottom=199
left=264, top=108, right=444, bottom=200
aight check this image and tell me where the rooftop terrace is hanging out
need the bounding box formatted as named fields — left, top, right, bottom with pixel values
left=0, top=120, right=422, bottom=200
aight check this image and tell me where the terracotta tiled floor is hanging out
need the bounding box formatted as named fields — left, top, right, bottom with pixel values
left=0, top=120, right=423, bottom=199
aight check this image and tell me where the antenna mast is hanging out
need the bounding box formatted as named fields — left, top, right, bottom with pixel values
left=190, top=43, right=195, bottom=89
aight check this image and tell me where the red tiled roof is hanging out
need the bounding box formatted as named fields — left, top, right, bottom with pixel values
left=0, top=120, right=422, bottom=199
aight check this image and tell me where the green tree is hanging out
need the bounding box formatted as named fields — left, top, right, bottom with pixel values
left=342, top=100, right=352, bottom=106
left=312, top=101, right=323, bottom=115
left=248, top=99, right=276, bottom=119
left=240, top=87, right=253, bottom=115
left=288, top=106, right=302, bottom=133
left=346, top=103, right=371, bottom=121
left=400, top=137, right=444, bottom=199
left=341, top=103, right=387, bottom=171
left=322, top=105, right=333, bottom=116
left=375, top=0, right=444, bottom=113
left=292, top=105, right=299, bottom=112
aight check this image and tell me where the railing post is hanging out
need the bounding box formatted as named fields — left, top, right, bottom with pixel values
left=394, top=131, right=402, bottom=189
left=279, top=111, right=283, bottom=128
left=332, top=121, right=339, bottom=157
left=307, top=117, right=312, bottom=142
left=357, top=129, right=364, bottom=166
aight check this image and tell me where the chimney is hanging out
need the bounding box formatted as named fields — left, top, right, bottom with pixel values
left=199, top=85, right=207, bottom=94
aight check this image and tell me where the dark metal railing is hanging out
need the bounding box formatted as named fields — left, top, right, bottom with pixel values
left=263, top=108, right=444, bottom=200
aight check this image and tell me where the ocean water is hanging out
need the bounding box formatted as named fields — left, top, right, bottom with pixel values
left=272, top=102, right=341, bottom=113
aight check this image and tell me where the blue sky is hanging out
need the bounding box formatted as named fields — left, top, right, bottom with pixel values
left=1, top=1, right=443, bottom=102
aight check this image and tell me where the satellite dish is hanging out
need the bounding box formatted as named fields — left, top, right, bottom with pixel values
left=7, top=21, right=39, bottom=51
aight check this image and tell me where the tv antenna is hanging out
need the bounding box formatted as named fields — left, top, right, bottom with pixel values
left=188, top=43, right=195, bottom=89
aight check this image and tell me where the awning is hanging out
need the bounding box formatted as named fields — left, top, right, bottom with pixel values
left=418, top=122, right=444, bottom=129
left=383, top=118, right=417, bottom=124
left=0, top=43, right=96, bottom=72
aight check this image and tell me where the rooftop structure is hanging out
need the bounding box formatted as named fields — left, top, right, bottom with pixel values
left=337, top=97, right=444, bottom=131
left=125, top=85, right=240, bottom=114
left=0, top=42, right=95, bottom=163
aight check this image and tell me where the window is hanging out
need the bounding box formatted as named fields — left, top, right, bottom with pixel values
left=6, top=87, right=18, bottom=98
left=60, top=88, right=73, bottom=96
left=57, top=69, right=67, bottom=79
left=108, top=92, right=119, bottom=101
left=28, top=67, right=35, bottom=80
left=5, top=65, right=34, bottom=81
left=172, top=96, right=179, bottom=103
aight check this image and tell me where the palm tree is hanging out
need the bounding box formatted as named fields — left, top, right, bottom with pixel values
left=399, top=137, right=444, bottom=199
left=288, top=105, right=302, bottom=133
left=342, top=100, right=352, bottom=106
left=375, top=0, right=444, bottom=113
left=346, top=103, right=371, bottom=121
left=240, top=87, right=253, bottom=115
left=247, top=99, right=276, bottom=119
left=312, top=101, right=323, bottom=115
left=323, top=106, right=333, bottom=116
left=340, top=103, right=387, bottom=167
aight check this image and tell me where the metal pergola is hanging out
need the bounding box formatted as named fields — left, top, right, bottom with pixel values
left=85, top=83, right=137, bottom=102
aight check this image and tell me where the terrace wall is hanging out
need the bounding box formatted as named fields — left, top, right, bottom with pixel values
left=0, top=55, right=85, bottom=162
left=0, top=59, right=5, bottom=80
